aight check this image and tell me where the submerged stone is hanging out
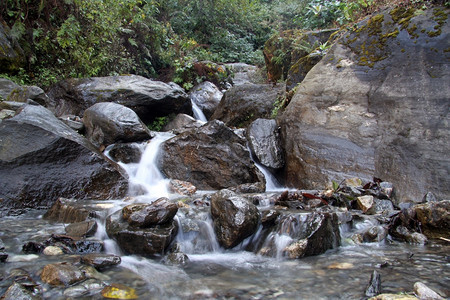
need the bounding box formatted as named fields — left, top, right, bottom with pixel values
left=40, top=262, right=85, bottom=286
left=81, top=253, right=121, bottom=270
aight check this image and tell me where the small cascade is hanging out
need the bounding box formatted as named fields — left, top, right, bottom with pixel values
left=254, top=161, right=284, bottom=191
left=114, top=132, right=174, bottom=201
left=191, top=100, right=207, bottom=123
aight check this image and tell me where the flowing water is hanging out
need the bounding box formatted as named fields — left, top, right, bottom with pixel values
left=1, top=131, right=449, bottom=299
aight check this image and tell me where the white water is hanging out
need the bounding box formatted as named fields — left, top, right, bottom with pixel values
left=116, top=132, right=174, bottom=201
left=191, top=100, right=207, bottom=123
left=254, top=161, right=284, bottom=192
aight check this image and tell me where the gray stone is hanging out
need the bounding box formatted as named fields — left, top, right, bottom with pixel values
left=210, top=189, right=260, bottom=249
left=63, top=279, right=105, bottom=298
left=159, top=120, right=264, bottom=190
left=0, top=78, right=19, bottom=100
left=413, top=282, right=444, bottom=300
left=1, top=282, right=41, bottom=300
left=0, top=105, right=128, bottom=216
left=365, top=270, right=381, bottom=297
left=375, top=199, right=394, bottom=213
left=279, top=8, right=450, bottom=203
left=81, top=253, right=121, bottom=270
left=65, top=220, right=98, bottom=238
left=162, top=113, right=203, bottom=133
left=422, top=191, right=438, bottom=203
left=122, top=198, right=178, bottom=227
left=83, top=102, right=151, bottom=147
left=189, top=81, right=223, bottom=119
left=107, top=142, right=142, bottom=164
left=40, top=262, right=85, bottom=286
left=211, top=83, right=285, bottom=128
left=46, top=75, right=191, bottom=124
left=106, top=210, right=178, bottom=257
left=247, top=118, right=284, bottom=170
left=226, top=63, right=263, bottom=85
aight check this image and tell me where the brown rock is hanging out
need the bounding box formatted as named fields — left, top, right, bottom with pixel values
left=40, top=263, right=85, bottom=286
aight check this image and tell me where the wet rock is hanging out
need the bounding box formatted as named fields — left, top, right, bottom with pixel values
left=211, top=83, right=285, bottom=128
left=101, top=283, right=138, bottom=300
left=107, top=142, right=142, bottom=164
left=413, top=282, right=444, bottom=300
left=229, top=182, right=266, bottom=194
left=43, top=246, right=64, bottom=256
left=65, top=220, right=98, bottom=238
left=261, top=210, right=280, bottom=228
left=84, top=102, right=151, bottom=147
left=375, top=199, right=394, bottom=213
left=0, top=105, right=128, bottom=216
left=379, top=182, right=394, bottom=199
left=357, top=196, right=376, bottom=215
left=63, top=279, right=105, bottom=298
left=22, top=242, right=45, bottom=254
left=43, top=198, right=98, bottom=223
left=81, top=253, right=121, bottom=270
left=46, top=75, right=191, bottom=124
left=365, top=270, right=381, bottom=297
left=259, top=211, right=341, bottom=258
left=0, top=252, right=8, bottom=262
left=5, top=85, right=48, bottom=106
left=164, top=244, right=189, bottom=267
left=280, top=8, right=450, bottom=203
left=210, top=189, right=260, bottom=249
left=40, top=262, right=85, bottom=286
left=46, top=234, right=104, bottom=254
left=1, top=282, right=41, bottom=300
left=390, top=226, right=428, bottom=245
left=106, top=209, right=178, bottom=257
left=159, top=120, right=264, bottom=190
left=189, top=81, right=223, bottom=119
left=80, top=265, right=111, bottom=281
left=363, top=226, right=388, bottom=243
left=162, top=114, right=203, bottom=133
left=122, top=198, right=178, bottom=227
left=368, top=294, right=418, bottom=300
left=169, top=179, right=197, bottom=196
left=413, top=200, right=450, bottom=239
left=247, top=119, right=284, bottom=170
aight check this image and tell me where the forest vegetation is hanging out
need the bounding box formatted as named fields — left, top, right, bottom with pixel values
left=0, top=0, right=447, bottom=88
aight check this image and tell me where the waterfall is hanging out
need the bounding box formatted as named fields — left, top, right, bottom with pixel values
left=254, top=161, right=284, bottom=192
left=191, top=100, right=207, bottom=122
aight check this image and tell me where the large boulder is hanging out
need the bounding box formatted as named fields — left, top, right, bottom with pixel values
left=189, top=81, right=223, bottom=119
left=0, top=105, right=128, bottom=216
left=158, top=120, right=264, bottom=190
left=211, top=83, right=285, bottom=128
left=106, top=209, right=178, bottom=257
left=83, top=102, right=152, bottom=147
left=413, top=200, right=450, bottom=239
left=122, top=198, right=178, bottom=227
left=210, top=189, right=260, bottom=249
left=0, top=23, right=25, bottom=73
left=46, top=75, right=191, bottom=124
left=247, top=118, right=284, bottom=170
left=280, top=8, right=450, bottom=203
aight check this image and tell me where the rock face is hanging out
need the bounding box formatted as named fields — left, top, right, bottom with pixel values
left=247, top=118, right=284, bottom=170
left=210, top=189, right=260, bottom=248
left=0, top=105, right=128, bottom=216
left=189, top=81, right=223, bottom=119
left=83, top=102, right=151, bottom=147
left=46, top=75, right=191, bottom=124
left=0, top=23, right=25, bottom=73
left=280, top=8, right=450, bottom=203
left=159, top=120, right=264, bottom=190
left=413, top=200, right=450, bottom=238
left=211, top=83, right=285, bottom=128
left=106, top=209, right=178, bottom=257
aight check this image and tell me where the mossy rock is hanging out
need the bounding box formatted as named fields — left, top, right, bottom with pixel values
left=0, top=23, right=25, bottom=73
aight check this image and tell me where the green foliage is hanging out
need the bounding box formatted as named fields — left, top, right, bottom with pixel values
left=147, top=116, right=170, bottom=131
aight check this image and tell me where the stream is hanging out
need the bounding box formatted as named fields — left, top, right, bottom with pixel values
left=0, top=134, right=449, bottom=299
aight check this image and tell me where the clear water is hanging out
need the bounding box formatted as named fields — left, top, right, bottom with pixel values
left=1, top=134, right=448, bottom=299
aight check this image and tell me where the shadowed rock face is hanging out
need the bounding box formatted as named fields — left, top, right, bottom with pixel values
left=158, top=120, right=264, bottom=190
left=280, top=8, right=450, bottom=203
left=0, top=23, right=25, bottom=73
left=46, top=75, right=192, bottom=124
left=0, top=105, right=128, bottom=216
